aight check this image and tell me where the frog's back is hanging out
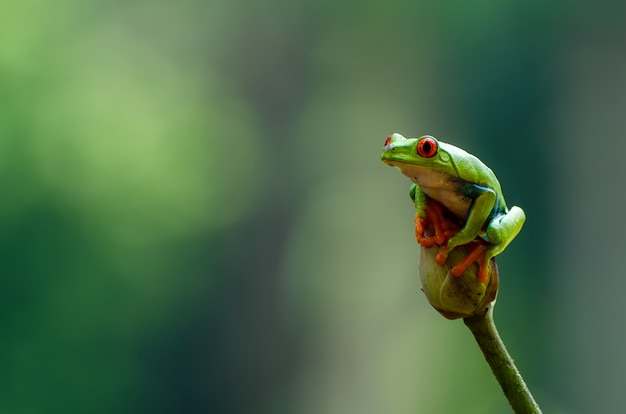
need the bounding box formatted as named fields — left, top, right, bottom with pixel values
left=439, top=142, right=508, bottom=216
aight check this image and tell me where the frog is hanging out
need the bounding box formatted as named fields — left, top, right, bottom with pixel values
left=381, top=133, right=525, bottom=283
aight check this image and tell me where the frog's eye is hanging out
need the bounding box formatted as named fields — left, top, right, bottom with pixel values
left=417, top=137, right=438, bottom=158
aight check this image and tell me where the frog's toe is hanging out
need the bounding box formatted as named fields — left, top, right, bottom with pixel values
left=450, top=243, right=488, bottom=281
left=477, top=260, right=490, bottom=284
left=435, top=247, right=449, bottom=265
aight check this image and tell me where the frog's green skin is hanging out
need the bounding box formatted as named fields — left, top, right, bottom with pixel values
left=381, top=133, right=525, bottom=265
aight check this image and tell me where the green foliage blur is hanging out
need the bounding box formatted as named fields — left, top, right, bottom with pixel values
left=3, top=0, right=626, bottom=413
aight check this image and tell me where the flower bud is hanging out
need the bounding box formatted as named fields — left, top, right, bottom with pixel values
left=419, top=239, right=499, bottom=320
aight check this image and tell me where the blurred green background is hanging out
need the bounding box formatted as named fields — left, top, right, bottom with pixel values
left=3, top=0, right=626, bottom=413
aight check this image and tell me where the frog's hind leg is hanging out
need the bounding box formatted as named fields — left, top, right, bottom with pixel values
left=450, top=205, right=525, bottom=283
left=472, top=206, right=525, bottom=282
left=484, top=206, right=526, bottom=257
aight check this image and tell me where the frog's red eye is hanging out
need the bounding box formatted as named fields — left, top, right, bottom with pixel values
left=384, top=135, right=392, bottom=146
left=417, top=137, right=438, bottom=158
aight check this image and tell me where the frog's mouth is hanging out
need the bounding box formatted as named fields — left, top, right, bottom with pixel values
left=381, top=153, right=399, bottom=165
left=381, top=152, right=413, bottom=166
left=382, top=160, right=444, bottom=184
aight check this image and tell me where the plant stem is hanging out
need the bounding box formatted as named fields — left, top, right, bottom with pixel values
left=464, top=306, right=542, bottom=414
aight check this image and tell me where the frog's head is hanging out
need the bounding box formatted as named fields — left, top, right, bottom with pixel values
left=381, top=133, right=455, bottom=177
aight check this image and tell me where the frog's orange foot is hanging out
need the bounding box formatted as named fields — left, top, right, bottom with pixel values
left=414, top=214, right=439, bottom=247
left=418, top=236, right=439, bottom=248
left=425, top=202, right=447, bottom=245
left=450, top=243, right=490, bottom=283
left=414, top=203, right=448, bottom=247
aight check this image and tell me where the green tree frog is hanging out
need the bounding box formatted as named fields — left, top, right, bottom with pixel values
left=381, top=133, right=525, bottom=283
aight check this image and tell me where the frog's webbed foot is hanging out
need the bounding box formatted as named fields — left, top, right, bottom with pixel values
left=449, top=241, right=491, bottom=283
left=415, top=200, right=448, bottom=247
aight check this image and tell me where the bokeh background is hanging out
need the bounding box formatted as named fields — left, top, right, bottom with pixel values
left=2, top=1, right=626, bottom=413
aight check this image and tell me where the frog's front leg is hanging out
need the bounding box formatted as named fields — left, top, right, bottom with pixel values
left=410, top=184, right=426, bottom=218
left=436, top=186, right=496, bottom=265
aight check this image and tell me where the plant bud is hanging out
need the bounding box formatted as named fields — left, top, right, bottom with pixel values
left=419, top=240, right=499, bottom=320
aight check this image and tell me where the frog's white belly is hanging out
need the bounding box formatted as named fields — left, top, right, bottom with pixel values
left=394, top=163, right=472, bottom=219
left=420, top=185, right=471, bottom=219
